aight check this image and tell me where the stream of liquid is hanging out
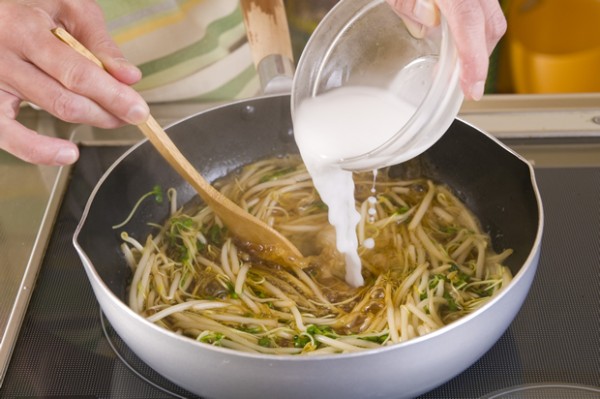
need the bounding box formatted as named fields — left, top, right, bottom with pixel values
left=294, top=86, right=416, bottom=286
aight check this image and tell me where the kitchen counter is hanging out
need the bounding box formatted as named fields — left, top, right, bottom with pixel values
left=1, top=93, right=600, bottom=389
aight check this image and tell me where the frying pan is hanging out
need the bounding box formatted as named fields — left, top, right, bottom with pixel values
left=73, top=1, right=543, bottom=398
left=73, top=93, right=543, bottom=399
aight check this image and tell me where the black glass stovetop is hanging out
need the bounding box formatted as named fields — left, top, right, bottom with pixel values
left=1, top=145, right=599, bottom=398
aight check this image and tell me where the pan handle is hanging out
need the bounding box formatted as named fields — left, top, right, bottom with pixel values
left=240, top=0, right=295, bottom=94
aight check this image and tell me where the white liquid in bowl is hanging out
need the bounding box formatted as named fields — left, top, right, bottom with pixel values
left=294, top=86, right=416, bottom=162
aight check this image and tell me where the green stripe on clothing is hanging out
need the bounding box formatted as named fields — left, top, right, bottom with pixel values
left=137, top=7, right=243, bottom=73
left=98, top=0, right=258, bottom=102
left=134, top=25, right=245, bottom=91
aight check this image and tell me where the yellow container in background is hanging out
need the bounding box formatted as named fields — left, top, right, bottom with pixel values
left=507, top=0, right=600, bottom=93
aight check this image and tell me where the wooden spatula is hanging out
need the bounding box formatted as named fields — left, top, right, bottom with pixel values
left=52, top=27, right=303, bottom=262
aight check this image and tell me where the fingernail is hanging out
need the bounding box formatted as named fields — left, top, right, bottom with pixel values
left=54, top=147, right=78, bottom=165
left=414, top=0, right=439, bottom=26
left=402, top=17, right=427, bottom=39
left=126, top=103, right=149, bottom=124
left=470, top=81, right=486, bottom=101
left=116, top=58, right=142, bottom=75
left=114, top=57, right=134, bottom=67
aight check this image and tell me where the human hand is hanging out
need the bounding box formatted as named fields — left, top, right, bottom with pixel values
left=0, top=0, right=149, bottom=165
left=386, top=0, right=507, bottom=101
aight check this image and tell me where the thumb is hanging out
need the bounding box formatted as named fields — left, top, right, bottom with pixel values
left=387, top=0, right=440, bottom=39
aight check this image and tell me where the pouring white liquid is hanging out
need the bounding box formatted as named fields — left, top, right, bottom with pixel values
left=294, top=86, right=416, bottom=287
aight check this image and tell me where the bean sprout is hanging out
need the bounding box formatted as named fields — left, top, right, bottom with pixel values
left=121, top=156, right=512, bottom=355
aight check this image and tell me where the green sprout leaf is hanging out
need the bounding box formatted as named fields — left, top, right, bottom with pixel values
left=112, top=185, right=164, bottom=229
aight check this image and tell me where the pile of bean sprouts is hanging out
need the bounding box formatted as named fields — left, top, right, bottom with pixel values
left=120, top=155, right=512, bottom=355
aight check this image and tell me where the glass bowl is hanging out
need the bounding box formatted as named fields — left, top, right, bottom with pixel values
left=291, top=0, right=463, bottom=171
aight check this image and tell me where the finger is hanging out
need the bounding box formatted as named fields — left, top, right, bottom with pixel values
left=1, top=54, right=125, bottom=128
left=77, top=35, right=142, bottom=87
left=26, top=29, right=149, bottom=124
left=0, top=23, right=124, bottom=128
left=0, top=94, right=79, bottom=165
left=413, top=0, right=440, bottom=26
left=386, top=0, right=427, bottom=38
left=478, top=0, right=507, bottom=55
left=386, top=0, right=440, bottom=27
left=2, top=4, right=148, bottom=125
left=46, top=0, right=142, bottom=85
left=101, top=57, right=143, bottom=87
left=399, top=15, right=427, bottom=39
left=0, top=122, right=80, bottom=166
left=437, top=0, right=489, bottom=100
left=387, top=0, right=419, bottom=19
